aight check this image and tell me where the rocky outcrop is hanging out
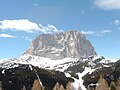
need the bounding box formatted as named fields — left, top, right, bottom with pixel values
left=25, top=31, right=96, bottom=59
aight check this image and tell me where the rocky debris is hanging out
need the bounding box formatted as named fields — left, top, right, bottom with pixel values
left=25, top=31, right=96, bottom=59
left=0, top=64, right=74, bottom=90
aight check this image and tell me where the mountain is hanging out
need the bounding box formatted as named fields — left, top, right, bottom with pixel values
left=25, top=31, right=96, bottom=59
left=0, top=30, right=120, bottom=90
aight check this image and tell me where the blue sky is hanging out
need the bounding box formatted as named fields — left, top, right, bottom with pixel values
left=0, top=0, right=120, bottom=59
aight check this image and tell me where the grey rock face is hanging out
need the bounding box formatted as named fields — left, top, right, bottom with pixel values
left=25, top=31, right=96, bottom=59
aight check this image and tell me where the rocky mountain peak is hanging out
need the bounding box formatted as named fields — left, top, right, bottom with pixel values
left=25, top=30, right=96, bottom=59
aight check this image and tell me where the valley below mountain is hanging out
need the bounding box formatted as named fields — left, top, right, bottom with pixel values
left=0, top=31, right=119, bottom=90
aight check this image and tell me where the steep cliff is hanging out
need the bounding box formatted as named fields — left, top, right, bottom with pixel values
left=25, top=31, right=96, bottom=59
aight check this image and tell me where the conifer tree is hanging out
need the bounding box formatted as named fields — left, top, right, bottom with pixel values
left=32, top=79, right=43, bottom=90
left=110, top=82, right=116, bottom=90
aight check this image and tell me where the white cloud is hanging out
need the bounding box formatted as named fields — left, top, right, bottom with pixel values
left=0, top=19, right=39, bottom=33
left=114, top=20, right=120, bottom=26
left=39, top=24, right=63, bottom=34
left=82, top=30, right=111, bottom=36
left=94, top=0, right=120, bottom=10
left=0, top=33, right=15, bottom=38
left=100, top=30, right=111, bottom=33
left=0, top=19, right=62, bottom=34
left=81, top=31, right=95, bottom=35
left=113, top=20, right=120, bottom=30
left=97, top=30, right=111, bottom=36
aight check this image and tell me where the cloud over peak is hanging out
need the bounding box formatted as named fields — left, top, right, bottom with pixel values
left=39, top=24, right=63, bottom=34
left=94, top=0, right=120, bottom=10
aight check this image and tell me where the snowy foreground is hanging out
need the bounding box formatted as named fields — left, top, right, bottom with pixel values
left=0, top=54, right=119, bottom=90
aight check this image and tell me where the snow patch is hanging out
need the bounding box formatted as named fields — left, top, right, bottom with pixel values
left=65, top=73, right=71, bottom=77
left=2, top=69, right=5, bottom=74
left=71, top=79, right=81, bottom=90
left=77, top=67, right=95, bottom=90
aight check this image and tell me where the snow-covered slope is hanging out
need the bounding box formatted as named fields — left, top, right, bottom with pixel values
left=19, top=54, right=80, bottom=72
left=0, top=54, right=118, bottom=72
left=0, top=54, right=80, bottom=71
left=0, top=54, right=119, bottom=90
left=0, top=54, right=106, bottom=71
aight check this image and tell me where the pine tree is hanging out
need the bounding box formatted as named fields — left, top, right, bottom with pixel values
left=22, top=85, right=26, bottom=90
left=53, top=82, right=60, bottom=90
left=95, top=74, right=109, bottom=90
left=0, top=81, right=3, bottom=90
left=66, top=82, right=72, bottom=90
left=115, top=79, right=120, bottom=90
left=110, top=82, right=116, bottom=90
left=32, top=79, right=43, bottom=90
left=59, top=84, right=65, bottom=90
